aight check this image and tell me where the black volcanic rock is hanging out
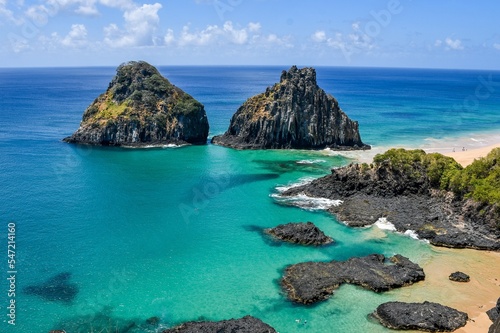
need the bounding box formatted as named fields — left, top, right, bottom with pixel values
left=64, top=61, right=209, bottom=146
left=282, top=151, right=500, bottom=251
left=212, top=66, right=369, bottom=150
left=449, top=271, right=470, bottom=282
left=264, top=222, right=334, bottom=245
left=491, top=317, right=500, bottom=333
left=281, top=254, right=425, bottom=304
left=487, top=297, right=500, bottom=322
left=372, top=301, right=468, bottom=332
left=162, top=316, right=277, bottom=333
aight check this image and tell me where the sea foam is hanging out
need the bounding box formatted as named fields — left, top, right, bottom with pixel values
left=374, top=217, right=397, bottom=231
left=272, top=177, right=342, bottom=210
left=271, top=193, right=343, bottom=211
left=274, top=177, right=316, bottom=193
left=374, top=218, right=429, bottom=242
left=296, top=159, right=326, bottom=165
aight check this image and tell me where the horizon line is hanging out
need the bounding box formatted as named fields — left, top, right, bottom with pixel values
left=1, top=64, right=500, bottom=72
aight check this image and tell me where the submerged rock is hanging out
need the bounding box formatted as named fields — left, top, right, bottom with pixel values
left=162, top=315, right=277, bottom=333
left=212, top=66, right=369, bottom=150
left=64, top=61, right=209, bottom=146
left=449, top=271, right=470, bottom=282
left=23, top=272, right=78, bottom=304
left=264, top=222, right=334, bottom=245
left=372, top=301, right=468, bottom=332
left=281, top=254, right=425, bottom=304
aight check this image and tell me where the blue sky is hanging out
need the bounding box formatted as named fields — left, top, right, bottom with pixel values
left=1, top=0, right=499, bottom=68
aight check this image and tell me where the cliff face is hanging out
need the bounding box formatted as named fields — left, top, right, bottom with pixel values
left=212, top=66, right=369, bottom=150
left=64, top=61, right=209, bottom=146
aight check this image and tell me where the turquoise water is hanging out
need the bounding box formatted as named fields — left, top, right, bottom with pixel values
left=0, top=67, right=499, bottom=332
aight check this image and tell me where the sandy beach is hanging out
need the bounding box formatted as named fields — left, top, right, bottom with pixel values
left=442, top=142, right=500, bottom=167
left=388, top=247, right=500, bottom=333
left=349, top=135, right=500, bottom=332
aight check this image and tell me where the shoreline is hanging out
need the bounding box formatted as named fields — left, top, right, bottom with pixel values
left=322, top=132, right=500, bottom=332
left=327, top=131, right=500, bottom=166
left=438, top=142, right=500, bottom=166
left=398, top=248, right=500, bottom=333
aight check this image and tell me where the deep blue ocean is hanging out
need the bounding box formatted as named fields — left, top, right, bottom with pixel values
left=0, top=66, right=499, bottom=333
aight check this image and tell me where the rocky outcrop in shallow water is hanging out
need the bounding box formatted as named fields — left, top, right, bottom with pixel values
left=283, top=153, right=500, bottom=250
left=64, top=61, right=209, bottom=146
left=162, top=316, right=277, bottom=333
left=372, top=301, right=468, bottom=332
left=212, top=66, right=370, bottom=150
left=281, top=254, right=425, bottom=304
left=449, top=271, right=470, bottom=282
left=264, top=222, right=334, bottom=245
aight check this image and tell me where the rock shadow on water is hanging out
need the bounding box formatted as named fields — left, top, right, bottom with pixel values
left=53, top=307, right=162, bottom=333
left=183, top=173, right=280, bottom=200
left=242, top=224, right=283, bottom=247
left=254, top=159, right=332, bottom=174
left=23, top=272, right=78, bottom=305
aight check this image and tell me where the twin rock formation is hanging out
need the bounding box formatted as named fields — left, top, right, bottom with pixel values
left=64, top=61, right=209, bottom=146
left=65, top=62, right=368, bottom=150
left=212, top=65, right=369, bottom=150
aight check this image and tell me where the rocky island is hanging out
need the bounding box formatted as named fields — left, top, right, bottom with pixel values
left=64, top=61, right=209, bottom=146
left=281, top=254, right=425, bottom=304
left=264, top=222, right=334, bottom=245
left=212, top=66, right=370, bottom=150
left=283, top=148, right=500, bottom=250
left=372, top=301, right=468, bottom=332
left=162, top=315, right=277, bottom=333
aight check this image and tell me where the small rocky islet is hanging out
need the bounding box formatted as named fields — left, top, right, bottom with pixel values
left=162, top=316, right=277, bottom=333
left=264, top=222, right=334, bottom=246
left=281, top=254, right=425, bottom=305
left=212, top=65, right=370, bottom=150
left=372, top=301, right=468, bottom=332
left=64, top=61, right=209, bottom=146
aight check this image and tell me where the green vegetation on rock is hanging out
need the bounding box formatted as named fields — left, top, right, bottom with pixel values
left=64, top=61, right=209, bottom=146
left=373, top=147, right=500, bottom=207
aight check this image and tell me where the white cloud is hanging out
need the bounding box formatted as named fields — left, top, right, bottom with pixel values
left=312, top=24, right=375, bottom=54
left=98, top=0, right=134, bottom=10
left=248, top=22, right=261, bottom=33
left=445, top=37, right=464, bottom=50
left=9, top=34, right=30, bottom=52
left=37, top=23, right=88, bottom=49
left=23, top=0, right=135, bottom=19
left=0, top=0, right=23, bottom=25
left=223, top=21, right=247, bottom=44
left=178, top=24, right=219, bottom=46
left=493, top=43, right=500, bottom=50
left=164, top=28, right=174, bottom=45
left=166, top=21, right=292, bottom=49
left=435, top=37, right=464, bottom=50
left=75, top=4, right=99, bottom=15
left=61, top=24, right=88, bottom=47
left=104, top=2, right=162, bottom=47
left=312, top=30, right=326, bottom=43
